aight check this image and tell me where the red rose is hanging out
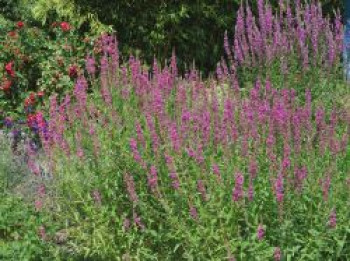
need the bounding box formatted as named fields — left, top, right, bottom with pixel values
left=17, top=21, right=24, bottom=29
left=60, top=22, right=71, bottom=32
left=27, top=114, right=36, bottom=127
left=5, top=62, right=15, bottom=77
left=30, top=92, right=36, bottom=101
left=37, top=91, right=44, bottom=98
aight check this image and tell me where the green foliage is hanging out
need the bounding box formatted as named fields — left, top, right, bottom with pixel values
left=0, top=194, right=49, bottom=260
left=321, top=0, right=344, bottom=18
left=0, top=0, right=22, bottom=21
left=66, top=0, right=240, bottom=76
left=21, top=0, right=112, bottom=34
left=0, top=133, right=28, bottom=193
left=0, top=134, right=58, bottom=260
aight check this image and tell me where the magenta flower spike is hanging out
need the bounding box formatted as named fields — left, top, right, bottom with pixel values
left=124, top=173, right=139, bottom=203
left=257, top=223, right=265, bottom=240
left=232, top=172, right=244, bottom=202
left=274, top=247, right=282, bottom=261
left=328, top=208, right=337, bottom=228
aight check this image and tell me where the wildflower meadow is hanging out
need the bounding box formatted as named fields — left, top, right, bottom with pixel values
left=0, top=0, right=349, bottom=260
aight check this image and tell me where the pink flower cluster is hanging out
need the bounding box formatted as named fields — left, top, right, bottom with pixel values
left=224, top=0, right=343, bottom=73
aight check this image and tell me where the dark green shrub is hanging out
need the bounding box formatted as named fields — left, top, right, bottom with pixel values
left=71, top=0, right=240, bottom=76
left=69, top=0, right=343, bottom=76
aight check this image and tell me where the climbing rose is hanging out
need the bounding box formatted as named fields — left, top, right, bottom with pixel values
left=5, top=62, right=15, bottom=77
left=60, top=22, right=71, bottom=31
left=17, top=21, right=24, bottom=28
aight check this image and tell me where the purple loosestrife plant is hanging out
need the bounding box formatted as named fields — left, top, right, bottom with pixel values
left=38, top=226, right=47, bottom=241
left=37, top=184, right=46, bottom=198
left=34, top=199, right=43, bottom=212
left=129, top=138, right=142, bottom=164
left=133, top=210, right=145, bottom=230
left=123, top=218, right=131, bottom=231
left=248, top=178, right=254, bottom=202
left=92, top=189, right=102, bottom=206
left=294, top=166, right=308, bottom=193
left=257, top=223, right=265, bottom=240
left=34, top=29, right=350, bottom=259
left=86, top=55, right=96, bottom=75
left=274, top=247, right=282, bottom=261
left=232, top=172, right=244, bottom=202
left=148, top=165, right=158, bottom=193
left=274, top=172, right=284, bottom=204
left=320, top=174, right=331, bottom=202
left=225, top=0, right=343, bottom=89
left=124, top=172, right=138, bottom=203
left=135, top=121, right=146, bottom=148
left=169, top=171, right=180, bottom=190
left=197, top=180, right=208, bottom=202
left=189, top=205, right=199, bottom=221
left=328, top=208, right=337, bottom=229
left=169, top=122, right=181, bottom=152
left=212, top=163, right=222, bottom=184
left=164, top=152, right=180, bottom=190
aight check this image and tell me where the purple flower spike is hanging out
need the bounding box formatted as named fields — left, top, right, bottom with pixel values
left=274, top=247, right=282, bottom=261
left=328, top=208, right=337, bottom=228
left=257, top=224, right=265, bottom=240
left=232, top=172, right=244, bottom=202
